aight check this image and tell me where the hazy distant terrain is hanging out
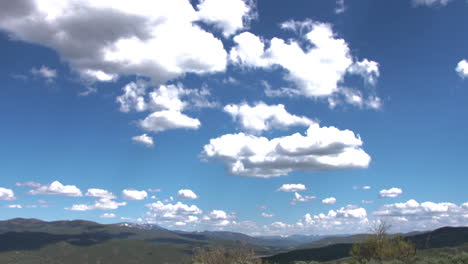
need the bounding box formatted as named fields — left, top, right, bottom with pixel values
left=0, top=218, right=292, bottom=263
left=263, top=226, right=468, bottom=263
left=0, top=218, right=467, bottom=264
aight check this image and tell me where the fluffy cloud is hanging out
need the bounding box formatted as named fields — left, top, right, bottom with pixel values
left=67, top=204, right=91, bottom=211
left=178, top=189, right=199, bottom=200
left=101, top=213, right=116, bottom=218
left=269, top=221, right=293, bottom=230
left=197, top=0, right=254, bottom=37
left=261, top=212, right=274, bottom=218
left=117, top=82, right=217, bottom=113
left=116, top=82, right=215, bottom=134
left=229, top=21, right=380, bottom=107
left=67, top=198, right=126, bottom=211
left=224, top=102, right=314, bottom=134
left=116, top=81, right=148, bottom=113
left=202, top=123, right=370, bottom=177
left=229, top=32, right=270, bottom=67
left=412, top=0, right=452, bottom=6
left=290, top=192, right=315, bottom=205
left=0, top=188, right=16, bottom=201
left=322, top=197, right=337, bottom=205
left=379, top=188, right=403, bottom=198
left=69, top=198, right=127, bottom=211
left=347, top=59, right=380, bottom=85
left=256, top=205, right=370, bottom=236
left=202, top=210, right=234, bottom=226
left=145, top=201, right=202, bottom=226
left=456, top=59, right=468, bottom=79
left=374, top=199, right=468, bottom=231
left=139, top=110, right=201, bottom=133
left=0, top=0, right=230, bottom=83
left=296, top=205, right=368, bottom=234
left=86, top=188, right=116, bottom=199
left=93, top=199, right=126, bottom=210
left=122, top=189, right=148, bottom=200
left=31, top=65, right=57, bottom=80
left=329, top=87, right=382, bottom=110
left=28, top=181, right=82, bottom=197
left=277, top=184, right=307, bottom=192
left=335, top=0, right=346, bottom=14
left=7, top=204, right=22, bottom=209
left=132, top=134, right=154, bottom=147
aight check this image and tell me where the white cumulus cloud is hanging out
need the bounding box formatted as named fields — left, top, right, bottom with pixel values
left=277, top=184, right=307, bottom=192
left=0, top=188, right=16, bottom=201
left=297, top=205, right=368, bottom=234
left=28, top=181, right=82, bottom=197
left=261, top=212, right=274, bottom=218
left=229, top=20, right=381, bottom=107
left=7, top=204, right=23, bottom=209
left=224, top=102, right=315, bottom=134
left=347, top=59, right=380, bottom=85
left=202, top=210, right=234, bottom=226
left=178, top=189, right=199, bottom=200
left=101, top=213, right=117, bottom=218
left=122, top=189, right=148, bottom=200
left=335, top=0, right=346, bottom=14
left=379, top=187, right=403, bottom=198
left=229, top=32, right=270, bottom=67
left=456, top=59, right=468, bottom=79
left=67, top=198, right=127, bottom=211
left=145, top=201, right=202, bottom=226
left=139, top=110, right=201, bottom=133
left=86, top=188, right=116, bottom=199
left=116, top=82, right=215, bottom=134
left=202, top=123, right=370, bottom=177
left=290, top=192, right=316, bottom=205
left=322, top=197, right=337, bottom=205
left=0, top=0, right=229, bottom=83
left=132, top=134, right=154, bottom=147
left=374, top=199, right=468, bottom=231
left=197, top=0, right=254, bottom=37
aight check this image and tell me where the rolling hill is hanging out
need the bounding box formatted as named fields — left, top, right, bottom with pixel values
left=263, top=226, right=468, bottom=264
left=1, top=218, right=466, bottom=264
left=0, top=218, right=288, bottom=263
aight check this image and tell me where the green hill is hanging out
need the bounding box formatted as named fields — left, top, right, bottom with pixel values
left=0, top=218, right=268, bottom=264
left=263, top=226, right=468, bottom=264
left=1, top=219, right=466, bottom=264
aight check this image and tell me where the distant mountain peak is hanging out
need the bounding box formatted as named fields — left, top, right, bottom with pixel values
left=116, top=222, right=166, bottom=231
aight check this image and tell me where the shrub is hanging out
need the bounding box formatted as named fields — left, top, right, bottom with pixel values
left=350, top=222, right=416, bottom=263
left=191, top=242, right=264, bottom=264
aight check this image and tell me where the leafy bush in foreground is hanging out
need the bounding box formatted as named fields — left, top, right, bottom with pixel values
left=350, top=222, right=416, bottom=263
left=191, top=242, right=264, bottom=264
left=292, top=248, right=468, bottom=264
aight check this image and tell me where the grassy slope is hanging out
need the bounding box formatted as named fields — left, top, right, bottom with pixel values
left=0, top=239, right=194, bottom=264
left=0, top=218, right=274, bottom=264
left=264, top=227, right=468, bottom=264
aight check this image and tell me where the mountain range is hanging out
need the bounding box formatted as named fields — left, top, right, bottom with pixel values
left=0, top=218, right=466, bottom=264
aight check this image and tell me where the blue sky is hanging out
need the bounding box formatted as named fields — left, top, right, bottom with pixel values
left=0, top=0, right=467, bottom=235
